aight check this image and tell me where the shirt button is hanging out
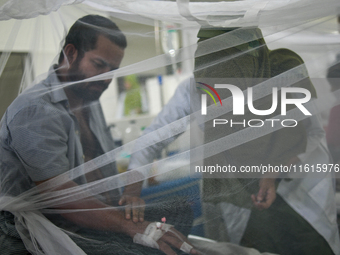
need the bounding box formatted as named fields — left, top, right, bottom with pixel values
left=82, top=155, right=85, bottom=160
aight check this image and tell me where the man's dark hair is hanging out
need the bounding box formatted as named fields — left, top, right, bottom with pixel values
left=58, top=15, right=127, bottom=64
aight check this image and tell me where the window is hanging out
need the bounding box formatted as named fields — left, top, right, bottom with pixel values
left=0, top=52, right=33, bottom=118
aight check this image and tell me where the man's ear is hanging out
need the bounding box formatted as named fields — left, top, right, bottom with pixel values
left=63, top=44, right=78, bottom=66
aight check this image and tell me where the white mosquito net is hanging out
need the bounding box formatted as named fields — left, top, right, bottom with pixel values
left=0, top=1, right=340, bottom=255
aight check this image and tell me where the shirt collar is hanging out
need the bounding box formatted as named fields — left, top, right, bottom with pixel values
left=43, top=65, right=69, bottom=104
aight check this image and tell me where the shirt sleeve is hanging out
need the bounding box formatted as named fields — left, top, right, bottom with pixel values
left=7, top=104, right=71, bottom=182
left=128, top=79, right=192, bottom=172
left=297, top=113, right=327, bottom=163
left=290, top=93, right=328, bottom=164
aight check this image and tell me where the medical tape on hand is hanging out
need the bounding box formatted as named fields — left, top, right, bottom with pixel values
left=133, top=222, right=173, bottom=249
left=133, top=233, right=159, bottom=249
left=180, top=241, right=193, bottom=254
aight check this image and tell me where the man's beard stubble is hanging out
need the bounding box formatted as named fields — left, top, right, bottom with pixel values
left=67, top=60, right=108, bottom=102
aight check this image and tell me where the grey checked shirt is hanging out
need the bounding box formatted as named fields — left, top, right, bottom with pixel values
left=0, top=66, right=118, bottom=197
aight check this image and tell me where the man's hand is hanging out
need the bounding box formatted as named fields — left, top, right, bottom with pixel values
left=119, top=172, right=145, bottom=222
left=251, top=178, right=276, bottom=210
left=156, top=227, right=200, bottom=255
left=127, top=221, right=200, bottom=255
left=119, top=195, right=145, bottom=222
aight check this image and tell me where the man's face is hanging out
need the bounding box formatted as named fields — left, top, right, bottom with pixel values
left=67, top=35, right=124, bottom=102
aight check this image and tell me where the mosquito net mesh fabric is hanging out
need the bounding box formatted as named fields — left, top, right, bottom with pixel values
left=0, top=1, right=340, bottom=255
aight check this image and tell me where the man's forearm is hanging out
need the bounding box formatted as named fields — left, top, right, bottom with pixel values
left=36, top=179, right=138, bottom=235
left=59, top=196, right=128, bottom=233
